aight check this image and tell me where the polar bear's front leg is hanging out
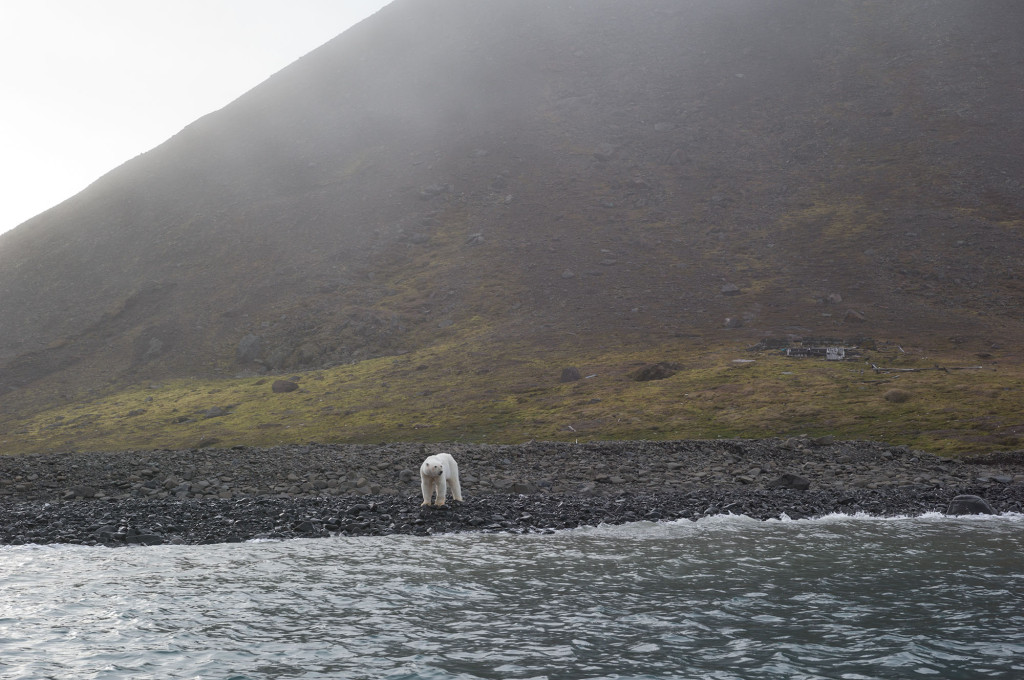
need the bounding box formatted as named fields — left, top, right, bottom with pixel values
left=421, top=476, right=434, bottom=506
left=434, top=475, right=448, bottom=506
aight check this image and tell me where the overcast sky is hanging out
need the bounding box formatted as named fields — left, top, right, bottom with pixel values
left=0, top=0, right=392, bottom=236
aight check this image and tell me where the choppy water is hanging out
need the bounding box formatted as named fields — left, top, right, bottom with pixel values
left=2, top=514, right=1022, bottom=680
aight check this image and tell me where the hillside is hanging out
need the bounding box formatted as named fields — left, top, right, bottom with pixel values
left=1, top=0, right=1022, bottom=455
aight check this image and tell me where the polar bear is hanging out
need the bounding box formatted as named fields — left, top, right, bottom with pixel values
left=420, top=452, right=463, bottom=506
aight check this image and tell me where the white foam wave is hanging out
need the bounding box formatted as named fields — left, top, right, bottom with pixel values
left=554, top=510, right=1024, bottom=541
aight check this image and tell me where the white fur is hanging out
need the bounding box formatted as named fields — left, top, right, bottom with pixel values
left=420, top=452, right=462, bottom=506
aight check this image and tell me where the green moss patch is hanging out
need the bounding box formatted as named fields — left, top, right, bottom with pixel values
left=1, top=328, right=1020, bottom=458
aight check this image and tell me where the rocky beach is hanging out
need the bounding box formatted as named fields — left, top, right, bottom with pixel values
left=1, top=439, right=1022, bottom=546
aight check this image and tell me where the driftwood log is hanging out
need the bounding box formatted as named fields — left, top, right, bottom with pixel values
left=871, top=364, right=985, bottom=373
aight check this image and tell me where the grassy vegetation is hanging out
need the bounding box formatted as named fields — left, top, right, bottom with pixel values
left=1, top=325, right=1020, bottom=457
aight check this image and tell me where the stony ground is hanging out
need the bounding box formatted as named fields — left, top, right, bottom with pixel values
left=1, top=439, right=1022, bottom=546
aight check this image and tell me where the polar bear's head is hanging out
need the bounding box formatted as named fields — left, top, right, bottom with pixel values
left=423, top=462, right=444, bottom=477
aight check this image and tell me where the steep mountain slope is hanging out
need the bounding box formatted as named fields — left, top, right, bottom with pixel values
left=1, top=0, right=1022, bottom=432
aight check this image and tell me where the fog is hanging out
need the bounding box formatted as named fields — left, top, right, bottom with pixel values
left=0, top=0, right=390, bottom=236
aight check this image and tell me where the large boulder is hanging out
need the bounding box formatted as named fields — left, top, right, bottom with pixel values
left=271, top=379, right=300, bottom=393
left=945, top=494, right=995, bottom=516
left=559, top=366, right=582, bottom=382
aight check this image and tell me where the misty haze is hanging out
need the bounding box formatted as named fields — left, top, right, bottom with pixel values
left=2, top=3, right=1024, bottom=678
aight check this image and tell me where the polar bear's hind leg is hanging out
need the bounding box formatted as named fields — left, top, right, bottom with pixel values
left=449, top=461, right=463, bottom=502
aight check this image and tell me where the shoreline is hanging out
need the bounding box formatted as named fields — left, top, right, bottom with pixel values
left=1, top=439, right=1022, bottom=546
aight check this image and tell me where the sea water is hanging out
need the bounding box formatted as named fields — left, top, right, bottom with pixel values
left=1, top=513, right=1022, bottom=679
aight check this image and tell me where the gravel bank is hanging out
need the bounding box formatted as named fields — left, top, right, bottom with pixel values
left=1, top=439, right=1022, bottom=546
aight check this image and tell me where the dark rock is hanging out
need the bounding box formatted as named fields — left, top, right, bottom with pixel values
left=780, top=436, right=810, bottom=450
left=560, top=367, right=582, bottom=382
left=721, top=283, right=741, bottom=296
left=68, top=485, right=98, bottom=499
left=272, top=380, right=299, bottom=393
left=945, top=494, right=996, bottom=516
left=510, top=482, right=541, bottom=495
left=767, top=473, right=811, bottom=491
left=631, top=362, right=680, bottom=382
left=126, top=533, right=165, bottom=546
